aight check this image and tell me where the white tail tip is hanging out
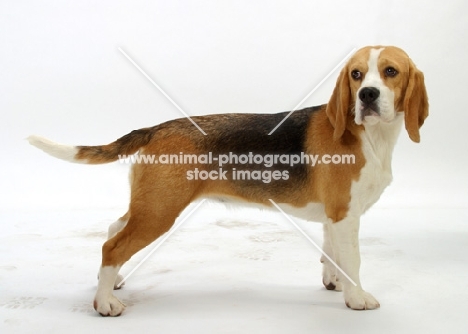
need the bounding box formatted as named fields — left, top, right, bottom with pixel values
left=27, top=135, right=79, bottom=163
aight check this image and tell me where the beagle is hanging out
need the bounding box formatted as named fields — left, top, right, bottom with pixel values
left=28, top=45, right=428, bottom=316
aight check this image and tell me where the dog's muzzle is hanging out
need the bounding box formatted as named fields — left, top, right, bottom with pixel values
left=358, top=87, right=380, bottom=118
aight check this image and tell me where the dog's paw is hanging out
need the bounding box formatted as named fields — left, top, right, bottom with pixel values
left=345, top=289, right=380, bottom=310
left=93, top=294, right=126, bottom=317
left=114, top=274, right=125, bottom=290
left=322, top=264, right=343, bottom=291
left=322, top=276, right=343, bottom=291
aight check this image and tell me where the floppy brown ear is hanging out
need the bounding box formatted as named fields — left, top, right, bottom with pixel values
left=404, top=60, right=429, bottom=143
left=326, top=66, right=351, bottom=141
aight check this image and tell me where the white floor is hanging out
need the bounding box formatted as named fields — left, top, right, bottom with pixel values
left=1, top=203, right=467, bottom=333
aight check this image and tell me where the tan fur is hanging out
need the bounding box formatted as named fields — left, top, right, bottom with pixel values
left=309, top=108, right=365, bottom=222
left=403, top=58, right=429, bottom=142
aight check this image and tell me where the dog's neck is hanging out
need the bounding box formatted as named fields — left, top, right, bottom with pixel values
left=360, top=112, right=404, bottom=169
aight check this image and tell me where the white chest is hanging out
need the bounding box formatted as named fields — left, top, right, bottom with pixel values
left=349, top=114, right=404, bottom=215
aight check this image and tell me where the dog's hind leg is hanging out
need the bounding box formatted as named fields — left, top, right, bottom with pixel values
left=104, top=212, right=130, bottom=290
left=93, top=168, right=198, bottom=316
left=94, top=208, right=189, bottom=316
left=107, top=212, right=129, bottom=240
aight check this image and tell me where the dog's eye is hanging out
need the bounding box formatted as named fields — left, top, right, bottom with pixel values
left=351, top=70, right=362, bottom=80
left=385, top=67, right=398, bottom=77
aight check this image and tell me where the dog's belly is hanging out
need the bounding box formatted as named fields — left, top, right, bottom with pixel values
left=209, top=196, right=327, bottom=223
left=277, top=202, right=328, bottom=223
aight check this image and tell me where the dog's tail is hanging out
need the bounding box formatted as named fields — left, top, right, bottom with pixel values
left=27, top=127, right=155, bottom=164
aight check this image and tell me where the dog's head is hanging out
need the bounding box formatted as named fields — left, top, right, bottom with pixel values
left=326, top=46, right=429, bottom=142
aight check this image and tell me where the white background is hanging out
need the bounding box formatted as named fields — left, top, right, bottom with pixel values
left=1, top=1, right=468, bottom=333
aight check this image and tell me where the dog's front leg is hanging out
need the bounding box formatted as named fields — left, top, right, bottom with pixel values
left=327, top=217, right=380, bottom=310
left=321, top=224, right=342, bottom=291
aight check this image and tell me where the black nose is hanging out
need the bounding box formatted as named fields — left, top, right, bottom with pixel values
left=359, top=87, right=380, bottom=104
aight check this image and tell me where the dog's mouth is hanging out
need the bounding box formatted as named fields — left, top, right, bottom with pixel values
left=360, top=104, right=380, bottom=119
left=362, top=111, right=380, bottom=121
left=357, top=104, right=381, bottom=125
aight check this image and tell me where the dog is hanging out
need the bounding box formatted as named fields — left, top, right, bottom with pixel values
left=28, top=45, right=428, bottom=316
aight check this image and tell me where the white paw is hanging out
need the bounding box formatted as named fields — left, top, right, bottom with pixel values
left=322, top=263, right=343, bottom=291
left=345, top=289, right=380, bottom=310
left=93, top=294, right=126, bottom=317
left=322, top=276, right=343, bottom=291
